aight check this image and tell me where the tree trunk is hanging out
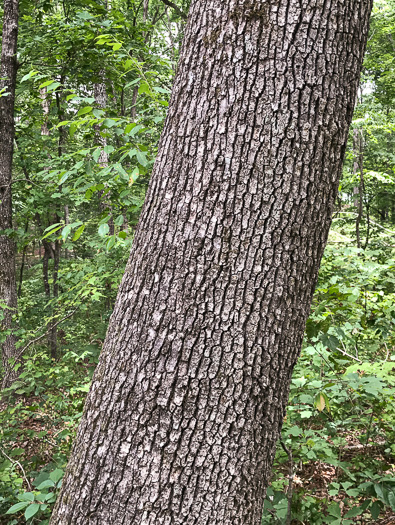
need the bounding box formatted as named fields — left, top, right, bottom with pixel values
left=0, top=0, right=19, bottom=390
left=354, top=128, right=364, bottom=249
left=94, top=80, right=115, bottom=235
left=51, top=0, right=372, bottom=523
left=17, top=221, right=29, bottom=298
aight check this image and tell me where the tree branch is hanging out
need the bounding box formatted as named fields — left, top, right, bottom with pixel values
left=158, top=0, right=187, bottom=20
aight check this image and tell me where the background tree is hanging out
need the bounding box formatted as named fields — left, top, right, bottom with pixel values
left=0, top=0, right=19, bottom=389
left=50, top=0, right=373, bottom=523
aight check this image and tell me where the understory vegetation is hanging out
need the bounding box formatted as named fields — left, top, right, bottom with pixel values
left=0, top=0, right=394, bottom=523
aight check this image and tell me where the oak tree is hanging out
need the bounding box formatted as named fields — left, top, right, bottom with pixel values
left=51, top=0, right=373, bottom=523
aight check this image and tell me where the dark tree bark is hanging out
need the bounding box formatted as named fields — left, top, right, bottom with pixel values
left=51, top=0, right=373, bottom=523
left=0, top=0, right=19, bottom=389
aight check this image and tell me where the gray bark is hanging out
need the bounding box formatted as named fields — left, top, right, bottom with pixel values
left=0, top=0, right=19, bottom=389
left=94, top=79, right=115, bottom=235
left=51, top=0, right=372, bottom=523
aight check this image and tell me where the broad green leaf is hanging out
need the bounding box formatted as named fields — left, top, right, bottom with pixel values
left=328, top=502, right=341, bottom=518
left=138, top=81, right=150, bottom=95
left=6, top=502, right=29, bottom=514
left=287, top=425, right=302, bottom=437
left=344, top=506, right=363, bottom=518
left=102, top=119, right=117, bottom=128
left=76, top=10, right=95, bottom=19
left=39, top=79, right=55, bottom=89
left=92, top=148, right=102, bottom=162
left=46, top=82, right=62, bottom=92
left=136, top=150, right=148, bottom=167
left=103, top=145, right=115, bottom=154
left=36, top=479, right=55, bottom=490
left=18, top=493, right=34, bottom=502
left=61, top=225, right=72, bottom=241
left=25, top=503, right=40, bottom=520
left=77, top=106, right=93, bottom=116
left=370, top=501, right=381, bottom=520
left=98, top=224, right=110, bottom=237
left=49, top=468, right=64, bottom=484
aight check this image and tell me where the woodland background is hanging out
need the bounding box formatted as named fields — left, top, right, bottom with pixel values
left=0, top=0, right=394, bottom=523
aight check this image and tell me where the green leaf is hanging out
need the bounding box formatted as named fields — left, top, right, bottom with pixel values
left=61, top=225, right=72, bottom=241
left=18, top=493, right=34, bottom=502
left=42, top=225, right=63, bottom=240
left=153, top=86, right=171, bottom=94
left=72, top=224, right=85, bottom=242
left=102, top=119, right=117, bottom=128
left=21, top=70, right=39, bottom=82
left=344, top=506, right=363, bottom=518
left=370, top=501, right=381, bottom=520
left=76, top=10, right=95, bottom=20
left=106, top=235, right=116, bottom=251
left=136, top=150, right=148, bottom=167
left=112, top=43, right=122, bottom=51
left=46, top=82, right=62, bottom=92
left=92, top=148, right=102, bottom=162
left=321, top=333, right=339, bottom=351
left=328, top=502, right=341, bottom=518
left=49, top=468, right=64, bottom=484
left=25, top=503, right=40, bottom=520
left=77, top=106, right=93, bottom=116
left=138, top=81, right=150, bottom=95
left=6, top=502, right=30, bottom=514
left=98, top=223, right=110, bottom=237
left=129, top=124, right=142, bottom=137
left=103, top=145, right=115, bottom=154
left=70, top=122, right=78, bottom=137
left=125, top=123, right=135, bottom=134
left=287, top=426, right=302, bottom=437
left=114, top=215, right=124, bottom=226
left=39, top=79, right=55, bottom=89
left=36, top=479, right=55, bottom=490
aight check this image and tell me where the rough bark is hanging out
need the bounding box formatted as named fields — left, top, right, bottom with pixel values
left=94, top=80, right=115, bottom=235
left=51, top=0, right=373, bottom=523
left=0, top=0, right=19, bottom=389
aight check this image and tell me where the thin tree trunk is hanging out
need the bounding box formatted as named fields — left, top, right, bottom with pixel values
left=94, top=79, right=115, bottom=235
left=17, top=221, right=29, bottom=298
left=130, top=85, right=139, bottom=120
left=51, top=0, right=373, bottom=523
left=0, top=0, right=19, bottom=390
left=49, top=239, right=60, bottom=359
left=354, top=128, right=364, bottom=249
